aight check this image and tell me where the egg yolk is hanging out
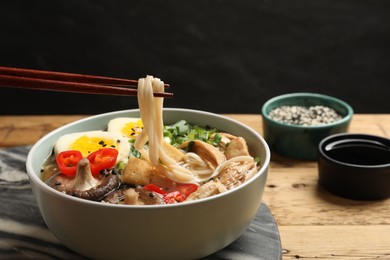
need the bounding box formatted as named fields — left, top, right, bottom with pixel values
left=121, top=120, right=144, bottom=139
left=70, top=136, right=118, bottom=157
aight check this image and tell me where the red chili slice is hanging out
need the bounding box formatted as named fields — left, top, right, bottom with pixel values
left=164, top=191, right=186, bottom=204
left=56, top=150, right=83, bottom=176
left=169, top=183, right=198, bottom=197
left=87, top=148, right=118, bottom=176
left=143, top=184, right=167, bottom=195
left=143, top=183, right=199, bottom=204
left=164, top=184, right=199, bottom=204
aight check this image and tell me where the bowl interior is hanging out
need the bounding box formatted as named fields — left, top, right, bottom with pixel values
left=27, top=108, right=270, bottom=206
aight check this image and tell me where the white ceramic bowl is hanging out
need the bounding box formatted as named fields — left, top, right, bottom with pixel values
left=26, top=108, right=270, bottom=260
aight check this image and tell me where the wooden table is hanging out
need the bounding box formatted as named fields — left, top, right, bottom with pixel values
left=1, top=114, right=389, bottom=259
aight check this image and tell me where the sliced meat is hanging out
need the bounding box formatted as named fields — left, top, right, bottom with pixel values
left=186, top=179, right=227, bottom=201
left=123, top=187, right=164, bottom=205
left=224, top=137, right=250, bottom=159
left=163, top=141, right=185, bottom=161
left=218, top=160, right=257, bottom=190
left=179, top=140, right=226, bottom=167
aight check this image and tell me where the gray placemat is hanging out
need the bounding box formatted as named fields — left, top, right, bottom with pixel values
left=0, top=146, right=282, bottom=260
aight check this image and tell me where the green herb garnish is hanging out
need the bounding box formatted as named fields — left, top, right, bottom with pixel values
left=163, top=120, right=221, bottom=147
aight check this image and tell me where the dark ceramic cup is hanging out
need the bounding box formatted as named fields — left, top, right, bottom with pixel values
left=318, top=133, right=390, bottom=200
left=261, top=93, right=353, bottom=160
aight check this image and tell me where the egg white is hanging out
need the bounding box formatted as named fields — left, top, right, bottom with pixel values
left=54, top=130, right=130, bottom=164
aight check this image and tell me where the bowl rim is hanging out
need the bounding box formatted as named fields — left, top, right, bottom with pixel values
left=318, top=133, right=390, bottom=168
left=261, top=92, right=354, bottom=129
left=26, top=107, right=270, bottom=209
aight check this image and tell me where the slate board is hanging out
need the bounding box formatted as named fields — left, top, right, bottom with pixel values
left=0, top=146, right=282, bottom=260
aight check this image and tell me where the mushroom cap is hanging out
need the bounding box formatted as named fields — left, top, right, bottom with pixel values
left=46, top=159, right=121, bottom=201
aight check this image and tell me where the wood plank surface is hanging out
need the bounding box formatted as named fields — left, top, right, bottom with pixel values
left=0, top=114, right=389, bottom=259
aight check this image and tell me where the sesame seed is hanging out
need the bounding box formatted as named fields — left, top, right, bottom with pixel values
left=268, top=105, right=343, bottom=126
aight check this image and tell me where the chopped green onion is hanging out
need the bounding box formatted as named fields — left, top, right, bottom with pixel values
left=174, top=120, right=190, bottom=134
left=211, top=133, right=222, bottom=146
left=130, top=147, right=141, bottom=158
left=254, top=157, right=261, bottom=165
left=117, top=161, right=127, bottom=171
left=187, top=130, right=196, bottom=140
left=163, top=120, right=221, bottom=147
left=163, top=136, right=171, bottom=144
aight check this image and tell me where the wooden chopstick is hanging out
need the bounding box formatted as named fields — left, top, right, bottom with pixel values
left=0, top=66, right=172, bottom=98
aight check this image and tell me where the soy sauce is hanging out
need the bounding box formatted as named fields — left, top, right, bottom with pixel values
left=325, top=139, right=390, bottom=166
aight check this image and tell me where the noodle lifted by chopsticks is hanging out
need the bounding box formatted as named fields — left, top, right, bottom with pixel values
left=135, top=76, right=197, bottom=183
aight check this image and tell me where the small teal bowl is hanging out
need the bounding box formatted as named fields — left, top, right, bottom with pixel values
left=261, top=93, right=354, bottom=160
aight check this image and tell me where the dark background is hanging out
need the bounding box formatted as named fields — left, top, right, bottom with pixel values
left=0, top=0, right=389, bottom=115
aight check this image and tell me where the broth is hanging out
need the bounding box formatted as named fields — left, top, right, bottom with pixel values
left=325, top=139, right=390, bottom=166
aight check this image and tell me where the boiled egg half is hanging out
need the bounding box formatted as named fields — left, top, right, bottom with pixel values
left=107, top=117, right=143, bottom=140
left=54, top=130, right=130, bottom=164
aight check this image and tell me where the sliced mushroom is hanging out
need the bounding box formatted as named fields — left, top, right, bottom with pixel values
left=71, top=158, right=99, bottom=190
left=224, top=136, right=250, bottom=159
left=103, top=187, right=127, bottom=204
left=46, top=158, right=121, bottom=201
left=179, top=140, right=226, bottom=167
left=136, top=186, right=164, bottom=205
left=123, top=187, right=164, bottom=205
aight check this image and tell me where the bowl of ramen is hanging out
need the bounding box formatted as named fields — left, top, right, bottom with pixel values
left=261, top=92, right=353, bottom=160
left=26, top=76, right=270, bottom=259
